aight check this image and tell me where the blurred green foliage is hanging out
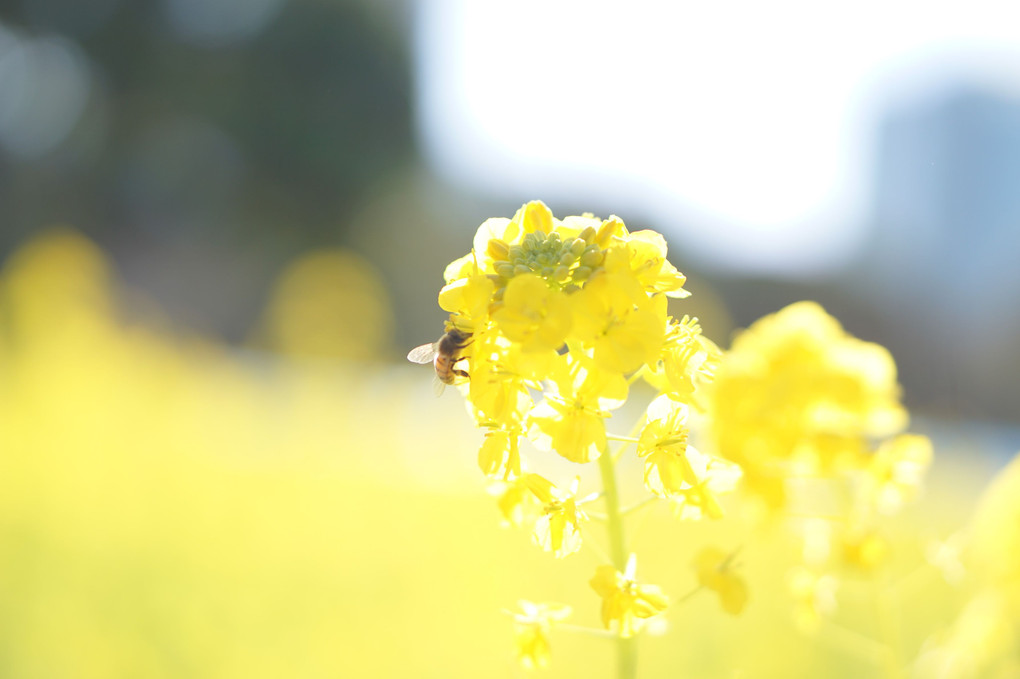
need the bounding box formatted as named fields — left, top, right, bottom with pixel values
left=0, top=0, right=412, bottom=254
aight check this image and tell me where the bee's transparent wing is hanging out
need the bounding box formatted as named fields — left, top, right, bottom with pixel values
left=406, top=342, right=437, bottom=365
left=432, top=376, right=447, bottom=397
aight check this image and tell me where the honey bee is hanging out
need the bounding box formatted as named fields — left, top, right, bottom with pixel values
left=406, top=328, right=472, bottom=395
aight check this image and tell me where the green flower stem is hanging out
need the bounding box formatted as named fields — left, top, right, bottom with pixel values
left=620, top=496, right=658, bottom=517
left=598, top=446, right=637, bottom=679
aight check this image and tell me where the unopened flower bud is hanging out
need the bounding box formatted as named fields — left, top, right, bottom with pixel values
left=495, top=262, right=516, bottom=278
left=580, top=247, right=603, bottom=268
left=487, top=239, right=510, bottom=261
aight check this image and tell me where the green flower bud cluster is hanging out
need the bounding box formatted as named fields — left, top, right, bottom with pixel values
left=488, top=226, right=606, bottom=292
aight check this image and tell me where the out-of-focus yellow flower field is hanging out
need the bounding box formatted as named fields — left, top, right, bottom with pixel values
left=0, top=230, right=1012, bottom=677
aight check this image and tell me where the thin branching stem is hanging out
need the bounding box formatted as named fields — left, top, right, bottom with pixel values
left=620, top=496, right=658, bottom=517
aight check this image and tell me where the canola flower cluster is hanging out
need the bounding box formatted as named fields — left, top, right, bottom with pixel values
left=424, top=202, right=944, bottom=675
left=706, top=302, right=933, bottom=630
left=431, top=201, right=743, bottom=669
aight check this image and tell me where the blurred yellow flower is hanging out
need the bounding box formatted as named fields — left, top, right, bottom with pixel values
left=666, top=447, right=743, bottom=521
left=693, top=546, right=748, bottom=615
left=862, top=434, right=933, bottom=515
left=913, top=589, right=1019, bottom=679
left=708, top=301, right=912, bottom=509
left=787, top=566, right=838, bottom=632
left=969, top=451, right=1020, bottom=603
left=840, top=529, right=889, bottom=571
left=511, top=600, right=572, bottom=671
left=257, top=249, right=393, bottom=360
left=492, top=476, right=543, bottom=528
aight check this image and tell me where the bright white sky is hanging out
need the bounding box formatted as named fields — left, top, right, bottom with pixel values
left=414, top=0, right=1020, bottom=276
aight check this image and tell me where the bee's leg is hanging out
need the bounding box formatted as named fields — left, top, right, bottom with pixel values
left=453, top=355, right=470, bottom=380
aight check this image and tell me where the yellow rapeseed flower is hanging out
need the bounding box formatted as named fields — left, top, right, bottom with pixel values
left=666, top=446, right=743, bottom=521
left=438, top=274, right=496, bottom=331
left=492, top=475, right=543, bottom=528
left=478, top=427, right=522, bottom=480
left=465, top=327, right=535, bottom=428
left=524, top=474, right=587, bottom=558
left=570, top=269, right=666, bottom=375
left=511, top=600, right=572, bottom=671
left=589, top=557, right=669, bottom=638
left=643, top=315, right=721, bottom=404
left=637, top=395, right=741, bottom=517
left=637, top=395, right=694, bottom=497
left=616, top=230, right=690, bottom=298
left=527, top=356, right=628, bottom=463
left=491, top=274, right=572, bottom=352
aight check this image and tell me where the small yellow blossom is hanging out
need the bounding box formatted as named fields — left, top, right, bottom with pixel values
left=787, top=566, right=838, bottom=632
left=862, top=433, right=933, bottom=514
left=570, top=270, right=666, bottom=375
left=524, top=474, right=587, bottom=558
left=643, top=315, right=721, bottom=404
left=637, top=395, right=742, bottom=517
left=491, top=274, right=572, bottom=352
left=466, top=328, right=535, bottom=427
left=478, top=427, right=522, bottom=480
left=511, top=600, right=572, bottom=671
left=694, top=546, right=748, bottom=615
left=620, top=230, right=690, bottom=298
left=437, top=274, right=496, bottom=330
left=492, top=476, right=543, bottom=528
left=667, top=446, right=743, bottom=521
left=840, top=528, right=890, bottom=571
left=527, top=357, right=628, bottom=463
left=637, top=395, right=693, bottom=497
left=589, top=557, right=669, bottom=638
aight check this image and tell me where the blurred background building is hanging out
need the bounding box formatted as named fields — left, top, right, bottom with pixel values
left=1, top=0, right=1018, bottom=425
